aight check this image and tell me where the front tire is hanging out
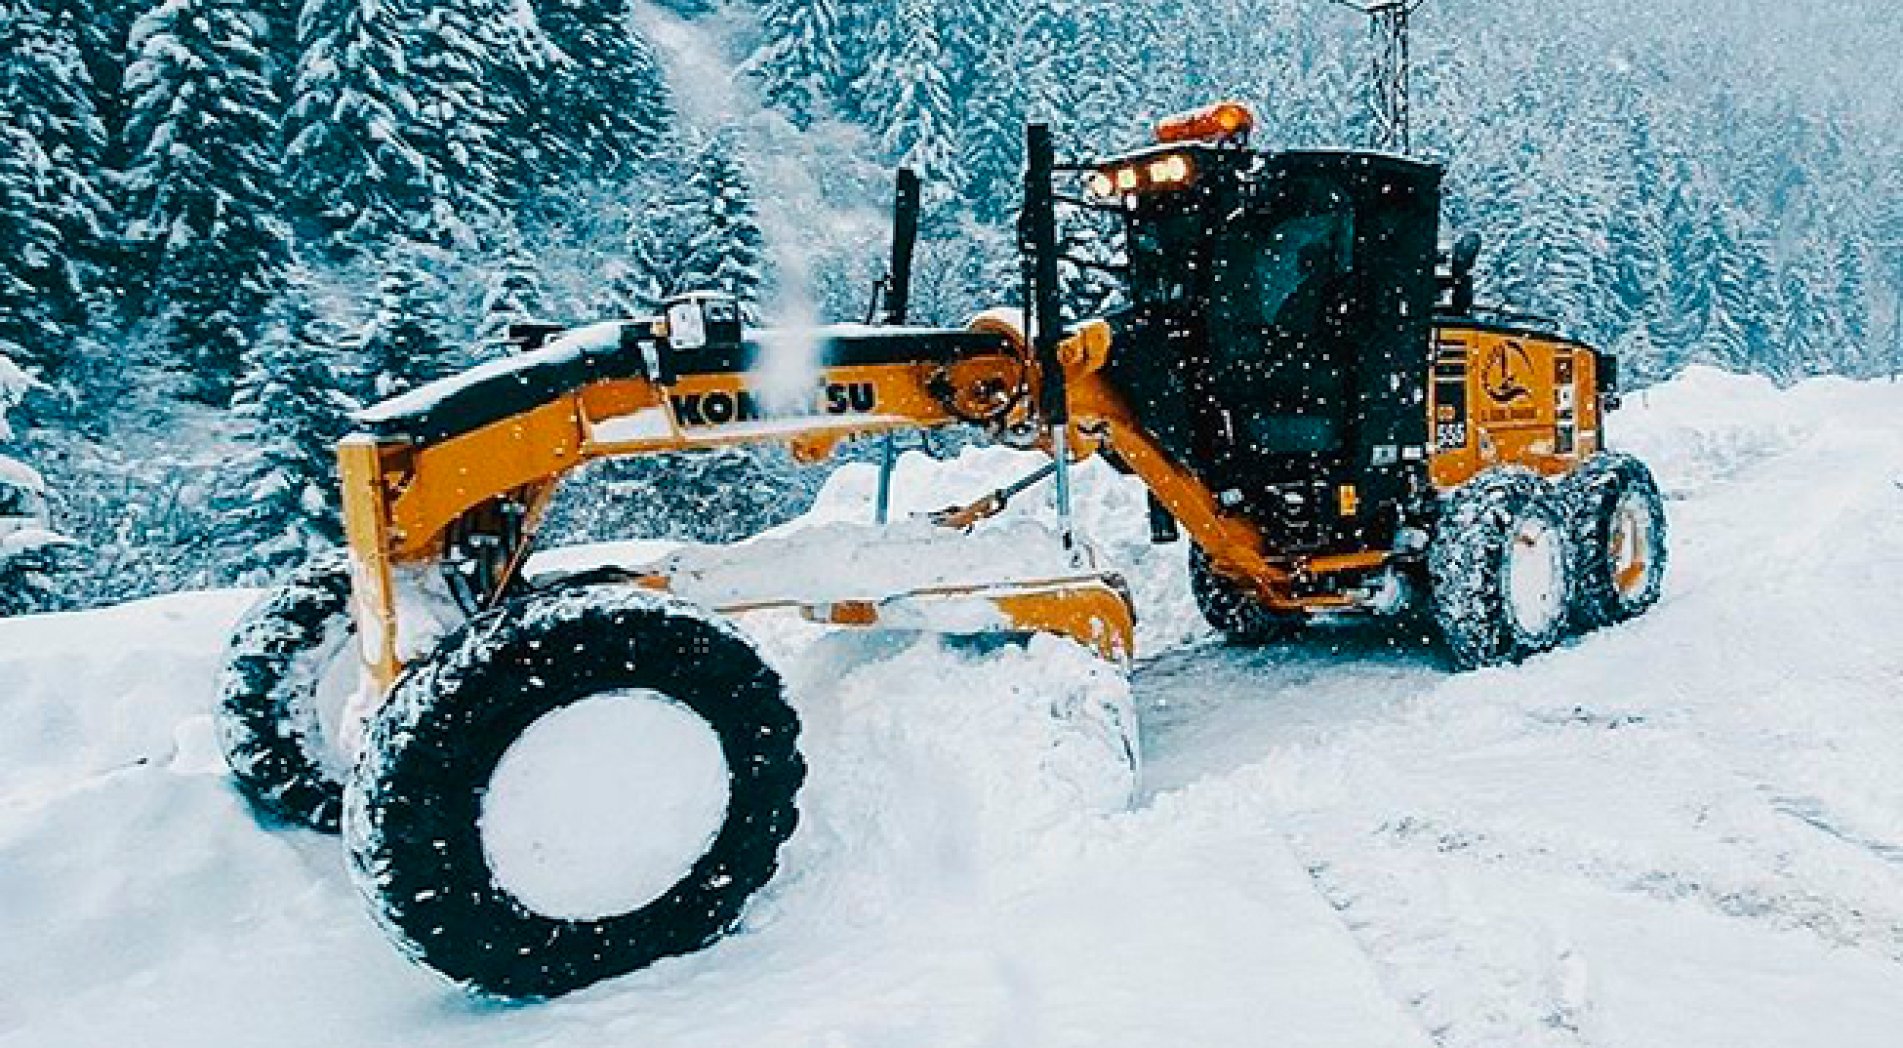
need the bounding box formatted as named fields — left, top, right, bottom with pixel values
left=1429, top=470, right=1575, bottom=669
left=1560, top=453, right=1668, bottom=629
left=1189, top=544, right=1306, bottom=645
left=343, top=587, right=804, bottom=1000
left=214, top=552, right=360, bottom=833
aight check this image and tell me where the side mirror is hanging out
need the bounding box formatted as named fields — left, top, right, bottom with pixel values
left=1451, top=231, right=1482, bottom=276
left=1450, top=232, right=1481, bottom=315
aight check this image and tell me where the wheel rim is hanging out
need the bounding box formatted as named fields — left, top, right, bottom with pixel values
left=1505, top=514, right=1567, bottom=638
left=480, top=690, right=732, bottom=921
left=1609, top=491, right=1655, bottom=600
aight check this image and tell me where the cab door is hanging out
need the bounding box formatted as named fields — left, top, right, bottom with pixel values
left=1197, top=172, right=1358, bottom=493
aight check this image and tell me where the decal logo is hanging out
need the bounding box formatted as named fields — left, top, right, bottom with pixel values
left=671, top=383, right=879, bottom=428
left=1481, top=341, right=1536, bottom=406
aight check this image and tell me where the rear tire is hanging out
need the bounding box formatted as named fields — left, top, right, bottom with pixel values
left=1559, top=453, right=1668, bottom=629
left=342, top=587, right=804, bottom=1000
left=1189, top=544, right=1306, bottom=645
left=214, top=552, right=359, bottom=833
left=1429, top=470, right=1575, bottom=669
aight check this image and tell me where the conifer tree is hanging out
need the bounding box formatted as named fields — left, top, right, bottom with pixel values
left=407, top=3, right=516, bottom=246
left=226, top=264, right=358, bottom=579
left=1604, top=109, right=1674, bottom=350
left=746, top=0, right=843, bottom=129
left=677, top=132, right=766, bottom=307
left=621, top=160, right=697, bottom=312
left=951, top=2, right=1025, bottom=223
left=122, top=0, right=288, bottom=402
left=0, top=5, right=107, bottom=380
left=281, top=0, right=428, bottom=247
left=1014, top=1, right=1084, bottom=141
left=1777, top=250, right=1824, bottom=381
left=354, top=245, right=454, bottom=401
left=0, top=336, right=39, bottom=441
left=1673, top=198, right=1778, bottom=377
left=533, top=0, right=668, bottom=180
left=0, top=113, right=86, bottom=382
left=857, top=0, right=957, bottom=191
left=478, top=236, right=549, bottom=349
left=2, top=5, right=109, bottom=261
left=1833, top=237, right=1871, bottom=373
left=42, top=0, right=136, bottom=137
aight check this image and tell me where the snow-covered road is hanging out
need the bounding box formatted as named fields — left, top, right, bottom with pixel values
left=4, top=369, right=1902, bottom=1047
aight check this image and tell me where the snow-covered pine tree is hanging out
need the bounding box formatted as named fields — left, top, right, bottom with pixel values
left=0, top=339, right=38, bottom=442
left=406, top=3, right=517, bottom=247
left=281, top=0, right=428, bottom=248
left=477, top=235, right=550, bottom=349
left=2, top=5, right=110, bottom=258
left=856, top=0, right=958, bottom=194
left=746, top=0, right=843, bottom=129
left=1513, top=128, right=1612, bottom=343
left=225, top=263, right=358, bottom=580
left=1013, top=0, right=1084, bottom=143
left=40, top=0, right=136, bottom=143
left=0, top=5, right=106, bottom=382
left=1833, top=236, right=1872, bottom=375
left=253, top=0, right=301, bottom=89
left=1875, top=170, right=1903, bottom=379
left=677, top=132, right=766, bottom=307
left=121, top=0, right=288, bottom=403
left=1776, top=245, right=1826, bottom=381
left=530, top=0, right=668, bottom=183
left=1674, top=195, right=1779, bottom=379
left=0, top=339, right=66, bottom=617
left=1056, top=206, right=1126, bottom=321
left=0, top=111, right=86, bottom=384
left=1603, top=105, right=1675, bottom=356
left=619, top=157, right=698, bottom=313
left=950, top=0, right=1024, bottom=223
left=353, top=244, right=454, bottom=402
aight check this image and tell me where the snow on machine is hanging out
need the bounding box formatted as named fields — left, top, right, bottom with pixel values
left=215, top=102, right=1668, bottom=999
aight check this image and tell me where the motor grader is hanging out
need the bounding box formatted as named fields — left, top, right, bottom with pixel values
left=215, top=102, right=1667, bottom=999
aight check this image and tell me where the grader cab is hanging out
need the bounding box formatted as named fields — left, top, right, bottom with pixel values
left=215, top=102, right=1667, bottom=999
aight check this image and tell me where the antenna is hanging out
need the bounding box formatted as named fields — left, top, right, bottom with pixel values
left=1329, top=0, right=1431, bottom=154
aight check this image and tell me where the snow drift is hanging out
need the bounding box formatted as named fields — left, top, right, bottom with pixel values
left=4, top=367, right=1903, bottom=1048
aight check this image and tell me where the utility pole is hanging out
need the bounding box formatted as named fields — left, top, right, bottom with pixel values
left=1330, top=0, right=1431, bottom=154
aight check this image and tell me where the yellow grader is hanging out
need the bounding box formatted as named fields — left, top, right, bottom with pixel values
left=215, top=103, right=1667, bottom=999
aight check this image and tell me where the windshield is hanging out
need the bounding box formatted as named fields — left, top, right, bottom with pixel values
left=1201, top=180, right=1358, bottom=457
left=1127, top=208, right=1204, bottom=307
left=1254, top=213, right=1353, bottom=337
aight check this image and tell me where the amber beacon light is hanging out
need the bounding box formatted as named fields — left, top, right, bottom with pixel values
left=1154, top=101, right=1257, bottom=145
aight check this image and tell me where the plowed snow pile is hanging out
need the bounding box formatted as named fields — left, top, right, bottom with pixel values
left=4, top=367, right=1903, bottom=1048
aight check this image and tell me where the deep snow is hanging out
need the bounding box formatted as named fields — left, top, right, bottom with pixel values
left=4, top=367, right=1903, bottom=1047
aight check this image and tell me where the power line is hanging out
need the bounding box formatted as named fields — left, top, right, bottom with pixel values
left=1328, top=0, right=1432, bottom=154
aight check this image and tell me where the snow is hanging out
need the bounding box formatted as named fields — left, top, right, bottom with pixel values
left=638, top=518, right=1088, bottom=606
left=479, top=690, right=731, bottom=921
left=587, top=405, right=673, bottom=443
left=6, top=369, right=1903, bottom=1047
left=1503, top=511, right=1566, bottom=635
left=0, top=527, right=71, bottom=557
left=0, top=453, right=46, bottom=495
left=354, top=321, right=627, bottom=424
